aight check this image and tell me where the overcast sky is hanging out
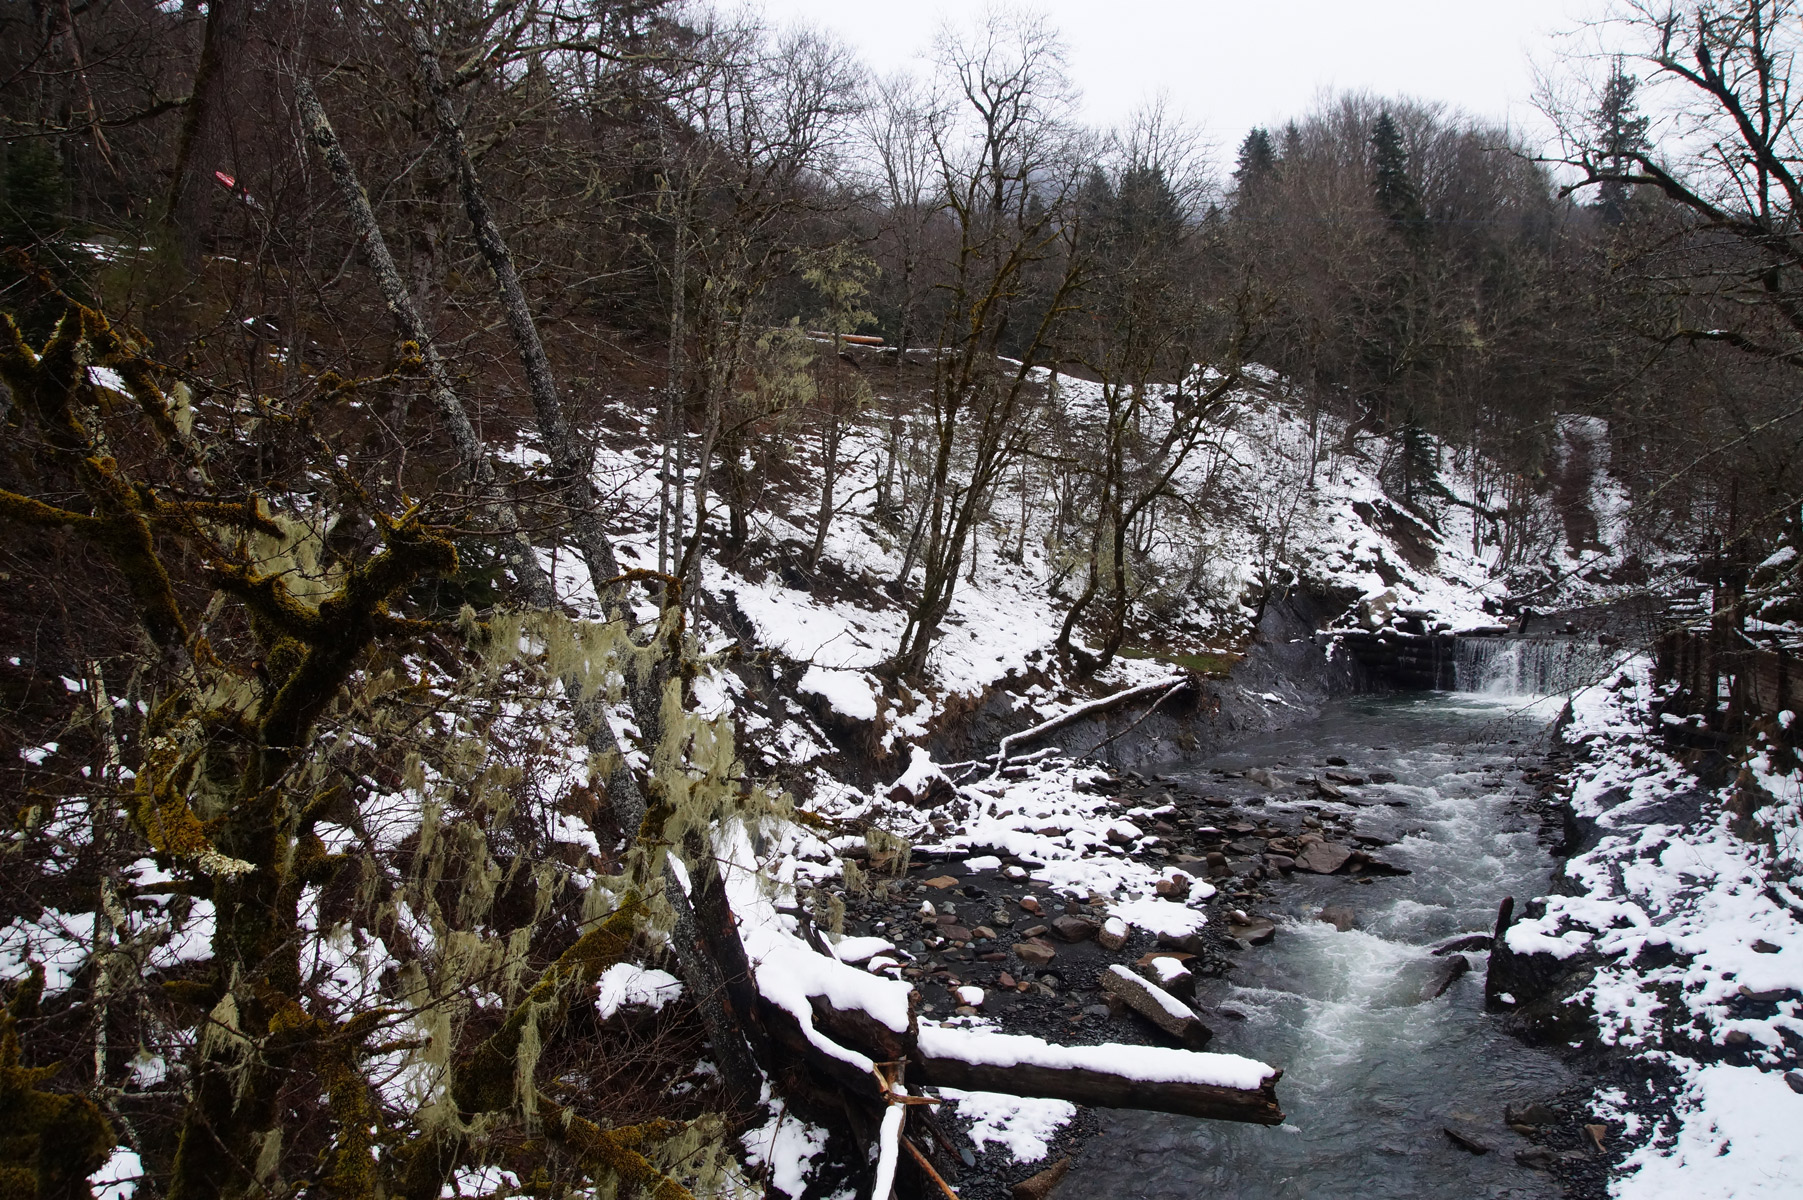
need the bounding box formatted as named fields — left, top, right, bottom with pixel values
left=752, top=0, right=1596, bottom=164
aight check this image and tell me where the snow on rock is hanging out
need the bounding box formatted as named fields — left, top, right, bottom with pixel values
left=1520, top=659, right=1803, bottom=1193
left=916, top=1022, right=1277, bottom=1091
left=939, top=1088, right=1076, bottom=1164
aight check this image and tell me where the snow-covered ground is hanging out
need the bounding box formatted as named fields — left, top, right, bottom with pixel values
left=1501, top=662, right=1803, bottom=1197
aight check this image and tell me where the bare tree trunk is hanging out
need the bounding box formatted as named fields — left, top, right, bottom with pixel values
left=409, top=24, right=624, bottom=596
left=298, top=78, right=763, bottom=1121
left=165, top=0, right=245, bottom=257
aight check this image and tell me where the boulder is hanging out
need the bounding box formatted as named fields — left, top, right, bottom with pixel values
left=1096, top=916, right=1129, bottom=951
left=1228, top=917, right=1276, bottom=946
left=1317, top=905, right=1356, bottom=932
left=1098, top=965, right=1213, bottom=1049
left=1422, top=954, right=1470, bottom=1000
left=1014, top=940, right=1057, bottom=966
left=1050, top=916, right=1098, bottom=943
left=1296, top=842, right=1353, bottom=874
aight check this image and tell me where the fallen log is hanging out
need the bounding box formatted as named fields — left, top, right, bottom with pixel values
left=991, top=676, right=1194, bottom=776
left=911, top=1024, right=1283, bottom=1125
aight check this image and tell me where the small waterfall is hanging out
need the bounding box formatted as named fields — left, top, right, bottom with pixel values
left=1453, top=636, right=1618, bottom=696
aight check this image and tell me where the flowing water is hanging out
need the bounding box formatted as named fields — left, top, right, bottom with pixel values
left=1065, top=691, right=1576, bottom=1199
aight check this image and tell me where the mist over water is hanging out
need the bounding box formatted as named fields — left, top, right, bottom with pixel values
left=1066, top=694, right=1573, bottom=1199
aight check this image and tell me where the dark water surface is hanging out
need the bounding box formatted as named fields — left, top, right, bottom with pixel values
left=1066, top=692, right=1576, bottom=1199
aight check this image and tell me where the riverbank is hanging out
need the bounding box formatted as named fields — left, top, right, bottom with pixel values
left=1486, top=660, right=1803, bottom=1199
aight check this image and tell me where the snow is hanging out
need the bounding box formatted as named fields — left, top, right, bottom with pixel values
left=88, top=1149, right=140, bottom=1200
left=1111, top=895, right=1208, bottom=938
left=741, top=1103, right=830, bottom=1199
left=594, top=964, right=682, bottom=1019
left=939, top=1088, right=1076, bottom=1163
left=719, top=823, right=914, bottom=1073
left=798, top=665, right=879, bottom=721
left=916, top=1022, right=1276, bottom=1090
left=1613, top=1064, right=1803, bottom=1199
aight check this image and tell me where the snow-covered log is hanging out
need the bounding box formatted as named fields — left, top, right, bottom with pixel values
left=911, top=1025, right=1284, bottom=1125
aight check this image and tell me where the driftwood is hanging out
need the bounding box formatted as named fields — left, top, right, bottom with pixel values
left=991, top=675, right=1194, bottom=776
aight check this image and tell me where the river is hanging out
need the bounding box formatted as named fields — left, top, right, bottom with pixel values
left=1065, top=691, right=1577, bottom=1199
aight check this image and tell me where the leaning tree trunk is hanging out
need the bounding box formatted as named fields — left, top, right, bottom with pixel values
left=297, top=78, right=764, bottom=1120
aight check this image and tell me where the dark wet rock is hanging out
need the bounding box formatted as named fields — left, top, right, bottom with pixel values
left=1368, top=770, right=1397, bottom=784
left=1324, top=770, right=1366, bottom=785
left=1442, top=1126, right=1491, bottom=1155
left=1504, top=1102, right=1559, bottom=1126
left=1432, top=933, right=1492, bottom=956
left=1422, top=954, right=1470, bottom=1000
left=1264, top=853, right=1296, bottom=874
left=1326, top=755, right=1349, bottom=766
left=1515, top=1147, right=1556, bottom=1170
left=1317, top=905, right=1356, bottom=932
left=1786, top=1070, right=1803, bottom=1094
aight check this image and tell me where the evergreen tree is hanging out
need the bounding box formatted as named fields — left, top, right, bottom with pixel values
left=1592, top=56, right=1651, bottom=225
left=1234, top=128, right=1276, bottom=186
left=1371, top=111, right=1424, bottom=231
left=1232, top=127, right=1277, bottom=216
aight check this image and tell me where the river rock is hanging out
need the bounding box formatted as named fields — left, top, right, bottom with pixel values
left=1316, top=780, right=1346, bottom=800
left=1324, top=770, right=1365, bottom=785
left=1296, top=841, right=1353, bottom=874
left=1515, top=1147, right=1556, bottom=1171
left=1019, top=896, right=1042, bottom=914
left=1245, top=767, right=1277, bottom=787
left=1265, top=853, right=1295, bottom=874
left=1326, top=755, right=1349, bottom=766
left=1141, top=954, right=1195, bottom=1000
left=1229, top=916, right=1277, bottom=946
left=1011, top=1156, right=1072, bottom=1200
left=942, top=925, right=973, bottom=942
left=1099, top=965, right=1213, bottom=1049
left=1097, top=916, right=1129, bottom=950
left=1505, top=1102, right=1559, bottom=1126
left=1422, top=953, right=1470, bottom=999
left=1014, top=940, right=1057, bottom=966
left=1369, top=770, right=1397, bottom=784
left=1051, top=915, right=1098, bottom=943
left=1443, top=1126, right=1491, bottom=1155
left=1317, top=905, right=1356, bottom=931
left=1432, top=933, right=1492, bottom=955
